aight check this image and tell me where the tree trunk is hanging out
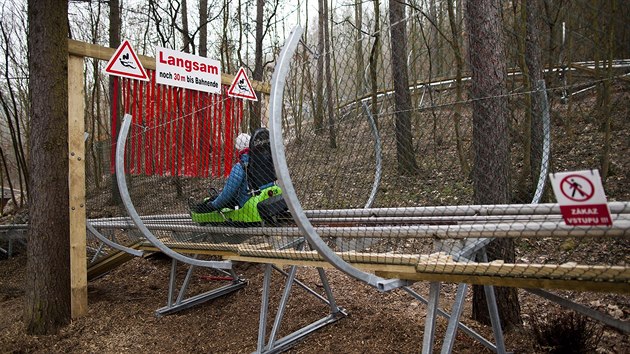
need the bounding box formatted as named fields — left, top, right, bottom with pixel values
left=355, top=0, right=364, bottom=93
left=369, top=0, right=380, bottom=127
left=389, top=0, right=417, bottom=175
left=466, top=0, right=522, bottom=331
left=314, top=0, right=325, bottom=133
left=447, top=0, right=469, bottom=177
left=323, top=0, right=336, bottom=148
left=109, top=0, right=121, bottom=204
left=250, top=0, right=264, bottom=133
left=25, top=0, right=71, bottom=335
left=221, top=0, right=231, bottom=71
left=599, top=0, right=615, bottom=181
left=526, top=0, right=544, bottom=194
left=199, top=0, right=208, bottom=57
left=181, top=0, right=190, bottom=53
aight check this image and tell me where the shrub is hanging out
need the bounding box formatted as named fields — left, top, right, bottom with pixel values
left=530, top=310, right=602, bottom=353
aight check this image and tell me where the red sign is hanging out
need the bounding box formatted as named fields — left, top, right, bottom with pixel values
left=550, top=170, right=612, bottom=227
left=227, top=67, right=258, bottom=101
left=559, top=204, right=612, bottom=226
left=104, top=40, right=149, bottom=81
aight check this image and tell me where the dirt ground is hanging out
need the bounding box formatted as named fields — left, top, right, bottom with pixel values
left=0, top=248, right=628, bottom=354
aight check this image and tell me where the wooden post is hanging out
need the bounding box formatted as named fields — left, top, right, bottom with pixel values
left=68, top=54, right=87, bottom=318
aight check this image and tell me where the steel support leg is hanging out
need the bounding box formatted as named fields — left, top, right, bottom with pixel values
left=156, top=256, right=245, bottom=317
left=317, top=267, right=340, bottom=313
left=90, top=242, right=106, bottom=263
left=167, top=258, right=178, bottom=307
left=266, top=265, right=299, bottom=350
left=483, top=285, right=506, bottom=354
left=480, top=250, right=506, bottom=354
left=272, top=265, right=331, bottom=305
left=257, top=264, right=273, bottom=353
left=254, top=265, right=347, bottom=354
left=403, top=286, right=498, bottom=352
left=440, top=283, right=468, bottom=354
left=422, top=282, right=441, bottom=354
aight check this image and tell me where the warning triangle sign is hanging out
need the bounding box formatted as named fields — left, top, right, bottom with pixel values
left=104, top=40, right=149, bottom=81
left=227, top=67, right=258, bottom=101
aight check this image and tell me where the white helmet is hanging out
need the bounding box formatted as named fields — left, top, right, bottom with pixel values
left=235, top=133, right=251, bottom=151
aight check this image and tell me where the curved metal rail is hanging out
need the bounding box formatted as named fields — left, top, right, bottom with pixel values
left=87, top=222, right=144, bottom=257
left=270, top=27, right=405, bottom=291
left=115, top=114, right=232, bottom=269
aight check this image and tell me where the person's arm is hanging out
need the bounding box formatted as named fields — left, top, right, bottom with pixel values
left=210, top=163, right=245, bottom=210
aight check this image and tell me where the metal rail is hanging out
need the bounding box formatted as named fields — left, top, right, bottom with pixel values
left=88, top=219, right=630, bottom=239
left=115, top=114, right=233, bottom=269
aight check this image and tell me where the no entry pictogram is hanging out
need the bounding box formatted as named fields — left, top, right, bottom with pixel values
left=549, top=170, right=612, bottom=227
left=559, top=174, right=594, bottom=202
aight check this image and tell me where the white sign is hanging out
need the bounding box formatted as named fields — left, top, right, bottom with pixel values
left=104, top=40, right=149, bottom=81
left=155, top=47, right=221, bottom=94
left=549, top=169, right=612, bottom=226
left=228, top=67, right=258, bottom=101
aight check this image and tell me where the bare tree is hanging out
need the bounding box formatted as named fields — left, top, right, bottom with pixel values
left=25, top=0, right=71, bottom=334
left=109, top=0, right=122, bottom=204
left=446, top=0, right=469, bottom=177
left=369, top=0, right=381, bottom=126
left=220, top=0, right=231, bottom=71
left=525, top=0, right=545, bottom=193
left=389, top=0, right=417, bottom=175
left=250, top=0, right=265, bottom=132
left=86, top=1, right=104, bottom=189
left=181, top=0, right=190, bottom=53
left=323, top=0, right=336, bottom=148
left=355, top=0, right=364, bottom=95
left=314, top=0, right=325, bottom=133
left=466, top=0, right=522, bottom=330
left=0, top=22, right=29, bottom=205
left=597, top=0, right=616, bottom=181
left=199, top=0, right=208, bottom=56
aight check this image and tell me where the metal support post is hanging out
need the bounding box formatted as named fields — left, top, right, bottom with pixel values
left=422, top=282, right=441, bottom=354
left=317, top=267, right=340, bottom=313
left=257, top=264, right=273, bottom=353
left=176, top=260, right=197, bottom=304
left=167, top=258, right=178, bottom=307
left=403, top=286, right=498, bottom=352
left=254, top=264, right=347, bottom=354
left=156, top=256, right=246, bottom=317
left=480, top=250, right=507, bottom=354
left=440, top=283, right=468, bottom=354
left=266, top=265, right=299, bottom=350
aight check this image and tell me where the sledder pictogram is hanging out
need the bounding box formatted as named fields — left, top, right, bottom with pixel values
left=227, top=67, right=258, bottom=101
left=104, top=40, right=149, bottom=81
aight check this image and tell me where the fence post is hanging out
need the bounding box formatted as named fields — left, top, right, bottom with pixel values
left=68, top=54, right=87, bottom=318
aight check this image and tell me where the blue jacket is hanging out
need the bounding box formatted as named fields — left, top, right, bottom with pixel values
left=210, top=154, right=251, bottom=210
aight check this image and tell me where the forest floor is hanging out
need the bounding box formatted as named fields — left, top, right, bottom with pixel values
left=0, top=246, right=629, bottom=353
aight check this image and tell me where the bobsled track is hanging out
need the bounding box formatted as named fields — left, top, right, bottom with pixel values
left=4, top=13, right=630, bottom=353
left=71, top=25, right=630, bottom=353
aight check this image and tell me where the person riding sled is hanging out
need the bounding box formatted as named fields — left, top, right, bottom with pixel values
left=191, top=133, right=252, bottom=213
left=190, top=128, right=289, bottom=225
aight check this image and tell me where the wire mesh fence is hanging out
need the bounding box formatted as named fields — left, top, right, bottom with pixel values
left=82, top=1, right=629, bottom=289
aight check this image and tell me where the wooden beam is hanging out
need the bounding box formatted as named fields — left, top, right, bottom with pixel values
left=67, top=39, right=271, bottom=93
left=375, top=271, right=630, bottom=294
left=68, top=55, right=87, bottom=318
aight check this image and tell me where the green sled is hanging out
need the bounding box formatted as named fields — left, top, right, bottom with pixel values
left=190, top=185, right=284, bottom=225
